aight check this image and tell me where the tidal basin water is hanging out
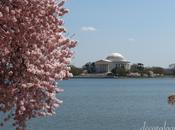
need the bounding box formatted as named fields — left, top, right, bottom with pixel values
left=3, top=78, right=175, bottom=130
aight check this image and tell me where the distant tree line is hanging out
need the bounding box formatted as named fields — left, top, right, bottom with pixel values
left=70, top=62, right=175, bottom=77
left=111, top=63, right=167, bottom=77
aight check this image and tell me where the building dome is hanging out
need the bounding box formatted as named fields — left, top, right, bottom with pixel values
left=106, top=53, right=126, bottom=62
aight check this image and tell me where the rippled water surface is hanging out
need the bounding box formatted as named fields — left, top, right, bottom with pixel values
left=3, top=78, right=175, bottom=130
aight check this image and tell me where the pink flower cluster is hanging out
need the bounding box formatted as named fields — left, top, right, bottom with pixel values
left=168, top=94, right=175, bottom=105
left=0, top=0, right=76, bottom=130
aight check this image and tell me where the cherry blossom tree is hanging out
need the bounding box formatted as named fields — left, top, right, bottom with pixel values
left=0, top=0, right=77, bottom=129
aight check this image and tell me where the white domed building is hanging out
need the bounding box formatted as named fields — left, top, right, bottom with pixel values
left=95, top=53, right=130, bottom=73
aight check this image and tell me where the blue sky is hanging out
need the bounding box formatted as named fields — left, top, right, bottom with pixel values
left=64, top=0, right=175, bottom=68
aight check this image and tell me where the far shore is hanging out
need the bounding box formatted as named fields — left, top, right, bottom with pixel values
left=72, top=74, right=174, bottom=79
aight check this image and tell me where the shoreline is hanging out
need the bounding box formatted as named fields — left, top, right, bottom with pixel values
left=72, top=75, right=174, bottom=79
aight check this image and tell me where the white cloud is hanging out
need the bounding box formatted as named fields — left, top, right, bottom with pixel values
left=81, top=26, right=96, bottom=32
left=128, top=38, right=135, bottom=42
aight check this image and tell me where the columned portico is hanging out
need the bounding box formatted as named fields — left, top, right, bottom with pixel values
left=95, top=53, right=130, bottom=73
left=95, top=59, right=111, bottom=73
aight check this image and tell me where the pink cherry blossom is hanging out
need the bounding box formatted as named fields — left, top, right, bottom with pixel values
left=0, top=0, right=77, bottom=130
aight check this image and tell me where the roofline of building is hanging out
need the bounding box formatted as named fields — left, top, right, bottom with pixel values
left=95, top=59, right=130, bottom=64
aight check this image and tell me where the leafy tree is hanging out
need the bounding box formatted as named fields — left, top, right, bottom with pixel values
left=0, top=0, right=76, bottom=130
left=130, top=64, right=139, bottom=73
left=151, top=67, right=165, bottom=75
left=130, top=63, right=144, bottom=73
left=111, top=67, right=128, bottom=76
left=169, top=64, right=175, bottom=75
left=143, top=67, right=152, bottom=75
left=83, top=62, right=96, bottom=73
left=70, top=65, right=83, bottom=76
